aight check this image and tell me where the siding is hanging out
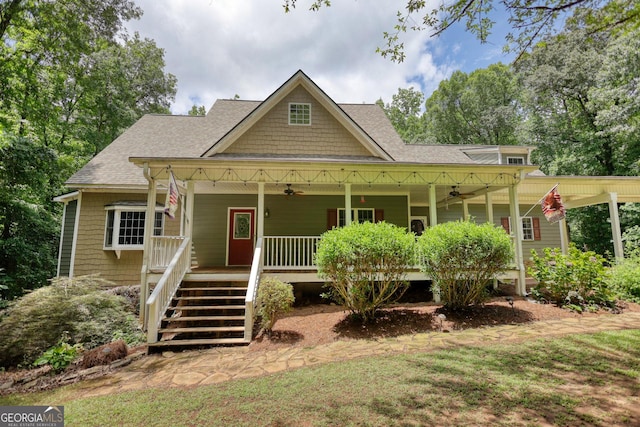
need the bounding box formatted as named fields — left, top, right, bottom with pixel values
left=58, top=200, right=77, bottom=277
left=223, top=86, right=374, bottom=157
left=467, top=152, right=499, bottom=164
left=73, top=192, right=181, bottom=286
left=192, top=194, right=409, bottom=267
left=193, top=194, right=257, bottom=267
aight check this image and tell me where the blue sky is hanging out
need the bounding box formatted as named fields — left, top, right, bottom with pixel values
left=127, top=0, right=516, bottom=114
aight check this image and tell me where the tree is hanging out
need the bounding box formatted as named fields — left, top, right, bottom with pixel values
left=188, top=105, right=207, bottom=116
left=283, top=0, right=639, bottom=62
left=0, top=1, right=176, bottom=297
left=516, top=20, right=640, bottom=255
left=376, top=87, right=429, bottom=143
left=424, top=63, right=523, bottom=145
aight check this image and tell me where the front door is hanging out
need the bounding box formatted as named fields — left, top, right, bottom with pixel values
left=227, top=208, right=255, bottom=265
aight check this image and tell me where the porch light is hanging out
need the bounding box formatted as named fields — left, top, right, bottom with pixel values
left=360, top=195, right=366, bottom=203
left=264, top=208, right=270, bottom=218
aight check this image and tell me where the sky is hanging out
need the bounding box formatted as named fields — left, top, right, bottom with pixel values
left=126, top=0, right=516, bottom=115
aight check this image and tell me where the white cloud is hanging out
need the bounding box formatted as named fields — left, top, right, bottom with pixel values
left=126, top=0, right=492, bottom=114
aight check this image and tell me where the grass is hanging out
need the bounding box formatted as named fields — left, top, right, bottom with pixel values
left=2, top=329, right=639, bottom=426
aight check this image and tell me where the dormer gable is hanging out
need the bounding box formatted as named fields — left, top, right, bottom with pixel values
left=201, top=70, right=393, bottom=161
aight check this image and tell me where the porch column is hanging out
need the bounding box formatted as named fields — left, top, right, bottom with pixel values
left=462, top=199, right=470, bottom=221
left=257, top=182, right=265, bottom=238
left=344, top=183, right=352, bottom=226
left=559, top=219, right=570, bottom=255
left=428, top=184, right=437, bottom=227
left=140, top=164, right=157, bottom=325
left=608, top=193, right=624, bottom=259
left=485, top=192, right=494, bottom=224
left=509, top=184, right=526, bottom=296
left=185, top=181, right=195, bottom=271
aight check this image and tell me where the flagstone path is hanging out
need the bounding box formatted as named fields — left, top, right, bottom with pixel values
left=72, top=312, right=640, bottom=398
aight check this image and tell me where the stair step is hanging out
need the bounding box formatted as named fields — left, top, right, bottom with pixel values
left=159, top=326, right=245, bottom=334
left=173, top=295, right=245, bottom=301
left=149, top=338, right=248, bottom=347
left=162, top=315, right=245, bottom=322
left=169, top=305, right=245, bottom=311
left=178, top=287, right=247, bottom=292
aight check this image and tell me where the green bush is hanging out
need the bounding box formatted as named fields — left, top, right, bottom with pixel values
left=529, top=245, right=614, bottom=308
left=418, top=220, right=513, bottom=310
left=256, top=277, right=295, bottom=334
left=315, top=221, right=416, bottom=322
left=33, top=333, right=83, bottom=373
left=607, top=252, right=640, bottom=303
left=0, top=276, right=141, bottom=368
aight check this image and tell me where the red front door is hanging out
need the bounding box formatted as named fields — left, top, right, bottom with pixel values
left=227, top=208, right=255, bottom=265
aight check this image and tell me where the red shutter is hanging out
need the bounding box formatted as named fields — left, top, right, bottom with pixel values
left=501, top=217, right=510, bottom=234
left=532, top=217, right=541, bottom=241
left=374, top=209, right=384, bottom=223
left=327, top=209, right=337, bottom=230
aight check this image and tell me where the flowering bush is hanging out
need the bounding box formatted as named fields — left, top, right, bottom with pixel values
left=529, top=245, right=614, bottom=309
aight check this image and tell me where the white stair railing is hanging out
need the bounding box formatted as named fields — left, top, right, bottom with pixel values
left=244, top=238, right=263, bottom=342
left=146, top=237, right=191, bottom=344
left=151, top=236, right=186, bottom=269
left=263, top=236, right=320, bottom=269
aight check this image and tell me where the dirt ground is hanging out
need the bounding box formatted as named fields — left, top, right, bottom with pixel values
left=249, top=285, right=640, bottom=352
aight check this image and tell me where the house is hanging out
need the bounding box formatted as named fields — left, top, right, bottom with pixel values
left=54, top=70, right=640, bottom=347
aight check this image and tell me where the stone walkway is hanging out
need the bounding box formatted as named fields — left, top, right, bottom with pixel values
left=74, top=312, right=640, bottom=398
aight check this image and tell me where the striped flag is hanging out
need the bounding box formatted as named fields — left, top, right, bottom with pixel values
left=164, top=171, right=179, bottom=219
left=541, top=185, right=565, bottom=223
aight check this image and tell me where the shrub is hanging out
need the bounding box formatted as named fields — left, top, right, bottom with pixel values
left=256, top=277, right=295, bottom=334
left=315, top=221, right=416, bottom=322
left=529, top=245, right=614, bottom=308
left=418, top=220, right=513, bottom=311
left=33, top=334, right=83, bottom=373
left=607, top=252, right=640, bottom=303
left=0, top=276, right=141, bottom=368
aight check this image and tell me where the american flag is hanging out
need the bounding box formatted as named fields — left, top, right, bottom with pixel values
left=541, top=185, right=565, bottom=223
left=164, top=171, right=179, bottom=219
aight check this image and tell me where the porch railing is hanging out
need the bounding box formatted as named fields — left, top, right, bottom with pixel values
left=263, top=236, right=320, bottom=270
left=244, top=237, right=263, bottom=342
left=151, top=236, right=186, bottom=270
left=146, top=236, right=191, bottom=344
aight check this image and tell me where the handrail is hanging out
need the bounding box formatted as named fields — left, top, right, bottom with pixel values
left=146, top=237, right=191, bottom=344
left=151, top=236, right=186, bottom=269
left=244, top=237, right=263, bottom=342
left=263, top=236, right=320, bottom=270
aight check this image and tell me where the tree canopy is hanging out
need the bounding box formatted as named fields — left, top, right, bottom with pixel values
left=284, top=0, right=639, bottom=62
left=0, top=0, right=176, bottom=298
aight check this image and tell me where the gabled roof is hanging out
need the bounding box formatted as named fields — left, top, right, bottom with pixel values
left=65, top=70, right=530, bottom=189
left=201, top=70, right=393, bottom=160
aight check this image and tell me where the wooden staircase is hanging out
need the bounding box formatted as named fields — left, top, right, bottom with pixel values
left=148, top=280, right=249, bottom=349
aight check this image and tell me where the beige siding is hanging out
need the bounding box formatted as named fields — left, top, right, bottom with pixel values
left=223, top=86, right=374, bottom=157
left=73, top=192, right=181, bottom=286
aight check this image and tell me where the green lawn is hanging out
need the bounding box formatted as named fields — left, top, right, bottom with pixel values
left=2, top=330, right=639, bottom=426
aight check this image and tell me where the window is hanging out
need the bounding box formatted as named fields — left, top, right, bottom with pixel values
left=104, top=203, right=163, bottom=250
left=500, top=217, right=541, bottom=241
left=289, top=103, right=311, bottom=125
left=521, top=217, right=534, bottom=241
left=507, top=156, right=525, bottom=165
left=338, top=208, right=375, bottom=227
